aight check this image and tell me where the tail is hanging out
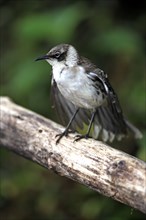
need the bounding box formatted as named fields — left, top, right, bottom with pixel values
left=124, top=119, right=143, bottom=139
left=92, top=106, right=142, bottom=142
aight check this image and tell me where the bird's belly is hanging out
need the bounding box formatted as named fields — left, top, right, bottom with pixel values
left=53, top=66, right=105, bottom=109
left=59, top=85, right=103, bottom=109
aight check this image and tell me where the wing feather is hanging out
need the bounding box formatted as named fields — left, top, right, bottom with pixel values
left=50, top=57, right=142, bottom=141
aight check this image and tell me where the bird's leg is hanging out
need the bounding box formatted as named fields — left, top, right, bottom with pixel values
left=74, top=111, right=96, bottom=142
left=56, top=108, right=79, bottom=144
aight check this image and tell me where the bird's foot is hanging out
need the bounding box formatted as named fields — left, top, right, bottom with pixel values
left=55, top=131, right=68, bottom=144
left=55, top=129, right=75, bottom=144
left=74, top=134, right=90, bottom=142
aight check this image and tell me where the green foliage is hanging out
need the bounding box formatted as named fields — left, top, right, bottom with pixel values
left=0, top=1, right=145, bottom=219
left=96, top=28, right=143, bottom=55
left=15, top=3, right=87, bottom=43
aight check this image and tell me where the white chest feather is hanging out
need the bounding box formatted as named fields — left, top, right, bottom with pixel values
left=52, top=64, right=105, bottom=109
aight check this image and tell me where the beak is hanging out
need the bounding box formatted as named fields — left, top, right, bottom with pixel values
left=35, top=54, right=50, bottom=61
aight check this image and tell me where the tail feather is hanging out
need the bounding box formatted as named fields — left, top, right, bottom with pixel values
left=124, top=119, right=143, bottom=139
left=92, top=106, right=142, bottom=142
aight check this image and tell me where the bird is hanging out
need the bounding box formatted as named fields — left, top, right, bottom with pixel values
left=35, top=44, right=142, bottom=144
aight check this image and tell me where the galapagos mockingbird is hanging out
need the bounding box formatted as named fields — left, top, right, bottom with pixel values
left=36, top=44, right=142, bottom=144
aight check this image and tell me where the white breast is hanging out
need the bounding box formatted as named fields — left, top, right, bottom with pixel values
left=52, top=64, right=105, bottom=109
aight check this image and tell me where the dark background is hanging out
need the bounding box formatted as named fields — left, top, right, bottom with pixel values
left=0, top=0, right=146, bottom=219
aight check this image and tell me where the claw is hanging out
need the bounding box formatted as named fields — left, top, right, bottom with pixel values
left=74, top=134, right=90, bottom=142
left=55, top=128, right=76, bottom=144
left=55, top=131, right=68, bottom=144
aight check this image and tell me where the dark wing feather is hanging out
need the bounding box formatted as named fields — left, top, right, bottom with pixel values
left=80, top=57, right=142, bottom=140
left=80, top=56, right=127, bottom=136
left=51, top=56, right=142, bottom=141
left=93, top=73, right=127, bottom=134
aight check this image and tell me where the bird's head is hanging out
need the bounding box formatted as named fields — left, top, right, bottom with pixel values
left=35, top=44, right=79, bottom=67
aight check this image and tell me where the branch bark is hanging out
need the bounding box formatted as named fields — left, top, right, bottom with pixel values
left=0, top=96, right=146, bottom=214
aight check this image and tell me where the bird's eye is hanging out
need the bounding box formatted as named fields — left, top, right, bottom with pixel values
left=54, top=52, right=61, bottom=58
left=52, top=51, right=65, bottom=61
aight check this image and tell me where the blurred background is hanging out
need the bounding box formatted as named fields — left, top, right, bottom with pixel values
left=0, top=0, right=146, bottom=219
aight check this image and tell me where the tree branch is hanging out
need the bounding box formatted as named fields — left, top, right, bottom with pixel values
left=0, top=97, right=146, bottom=214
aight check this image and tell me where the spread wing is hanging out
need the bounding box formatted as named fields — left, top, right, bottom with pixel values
left=86, top=69, right=128, bottom=140
left=51, top=78, right=126, bottom=142
left=51, top=61, right=142, bottom=142
left=91, top=72, right=142, bottom=141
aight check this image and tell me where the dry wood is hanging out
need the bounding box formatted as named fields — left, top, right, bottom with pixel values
left=0, top=97, right=146, bottom=214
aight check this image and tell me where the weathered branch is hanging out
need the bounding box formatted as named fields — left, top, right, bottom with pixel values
left=0, top=96, right=146, bottom=214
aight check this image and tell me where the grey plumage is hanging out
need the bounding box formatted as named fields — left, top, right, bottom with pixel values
left=36, top=44, right=142, bottom=143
